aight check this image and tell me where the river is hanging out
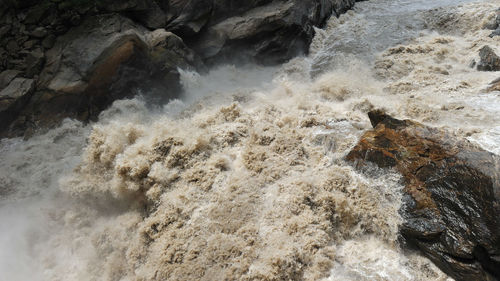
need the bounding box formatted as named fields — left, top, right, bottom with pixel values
left=0, top=0, right=499, bottom=280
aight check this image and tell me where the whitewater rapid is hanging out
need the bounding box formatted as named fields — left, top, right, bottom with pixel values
left=1, top=0, right=499, bottom=280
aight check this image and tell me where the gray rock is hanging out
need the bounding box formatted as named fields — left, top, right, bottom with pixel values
left=0, top=69, right=20, bottom=90
left=489, top=29, right=500, bottom=38
left=31, top=27, right=48, bottom=38
left=477, top=45, right=500, bottom=72
left=0, top=78, right=35, bottom=131
left=193, top=0, right=356, bottom=64
left=8, top=14, right=193, bottom=134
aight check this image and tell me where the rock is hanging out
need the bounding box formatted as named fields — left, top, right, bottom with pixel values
left=163, top=0, right=214, bottom=36
left=31, top=26, right=48, bottom=38
left=41, top=34, right=56, bottom=49
left=193, top=0, right=356, bottom=64
left=0, top=69, right=20, bottom=90
left=24, top=2, right=53, bottom=24
left=477, top=45, right=500, bottom=71
left=487, top=77, right=500, bottom=92
left=3, top=14, right=195, bottom=136
left=0, top=78, right=35, bottom=131
left=489, top=29, right=500, bottom=38
left=22, top=48, right=45, bottom=77
left=23, top=39, right=38, bottom=49
left=0, top=24, right=11, bottom=38
left=346, top=110, right=500, bottom=281
left=6, top=40, right=19, bottom=53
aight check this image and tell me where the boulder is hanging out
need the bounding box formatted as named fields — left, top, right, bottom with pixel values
left=477, top=45, right=500, bottom=72
left=346, top=110, right=500, bottom=281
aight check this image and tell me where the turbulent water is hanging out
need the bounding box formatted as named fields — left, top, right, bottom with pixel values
left=1, top=0, right=499, bottom=280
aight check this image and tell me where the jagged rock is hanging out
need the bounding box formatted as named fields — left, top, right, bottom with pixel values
left=193, top=0, right=357, bottom=64
left=0, top=77, right=35, bottom=131
left=166, top=0, right=357, bottom=64
left=0, top=69, right=20, bottom=90
left=2, top=14, right=197, bottom=137
left=346, top=110, right=500, bottom=281
left=477, top=45, right=500, bottom=72
left=22, top=48, right=45, bottom=78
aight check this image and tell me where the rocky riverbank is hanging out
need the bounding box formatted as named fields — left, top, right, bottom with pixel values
left=0, top=0, right=360, bottom=138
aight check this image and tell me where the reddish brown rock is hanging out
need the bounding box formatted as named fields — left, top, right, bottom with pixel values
left=346, top=110, right=500, bottom=281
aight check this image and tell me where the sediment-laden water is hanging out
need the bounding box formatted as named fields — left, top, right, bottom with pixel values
left=1, top=0, right=499, bottom=280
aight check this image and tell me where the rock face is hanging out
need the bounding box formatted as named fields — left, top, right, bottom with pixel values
left=191, top=0, right=357, bottom=64
left=477, top=46, right=500, bottom=72
left=0, top=0, right=360, bottom=137
left=346, top=110, right=500, bottom=281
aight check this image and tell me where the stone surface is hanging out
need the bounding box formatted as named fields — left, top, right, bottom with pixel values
left=487, top=77, right=500, bottom=92
left=0, top=77, right=35, bottom=131
left=0, top=69, right=20, bottom=90
left=477, top=45, right=500, bottom=72
left=346, top=110, right=500, bottom=281
left=0, top=0, right=361, bottom=137
left=192, top=0, right=357, bottom=64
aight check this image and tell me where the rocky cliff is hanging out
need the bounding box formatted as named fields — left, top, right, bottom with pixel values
left=0, top=0, right=360, bottom=138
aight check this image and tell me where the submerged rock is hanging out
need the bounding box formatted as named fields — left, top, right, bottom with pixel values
left=346, top=110, right=500, bottom=281
left=477, top=45, right=500, bottom=72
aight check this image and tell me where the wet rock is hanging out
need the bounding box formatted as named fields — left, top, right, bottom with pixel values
left=477, top=45, right=500, bottom=72
left=487, top=77, right=500, bottom=92
left=346, top=110, right=500, bottom=281
left=3, top=14, right=195, bottom=137
left=0, top=78, right=35, bottom=131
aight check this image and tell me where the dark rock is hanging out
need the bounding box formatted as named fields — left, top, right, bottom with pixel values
left=23, top=39, right=38, bottom=49
left=3, top=15, right=194, bottom=136
left=128, top=1, right=167, bottom=30
left=346, top=111, right=500, bottom=281
left=6, top=40, right=19, bottom=53
left=191, top=0, right=357, bottom=64
left=41, top=34, right=56, bottom=49
left=24, top=2, right=53, bottom=24
left=31, top=27, right=48, bottom=38
left=0, top=78, right=35, bottom=131
left=23, top=48, right=45, bottom=78
left=0, top=69, right=20, bottom=90
left=0, top=24, right=11, bottom=38
left=477, top=45, right=500, bottom=71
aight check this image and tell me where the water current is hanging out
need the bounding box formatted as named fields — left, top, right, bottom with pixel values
left=1, top=0, right=499, bottom=280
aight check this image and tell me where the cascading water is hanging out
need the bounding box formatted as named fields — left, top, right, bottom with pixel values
left=1, top=0, right=499, bottom=280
